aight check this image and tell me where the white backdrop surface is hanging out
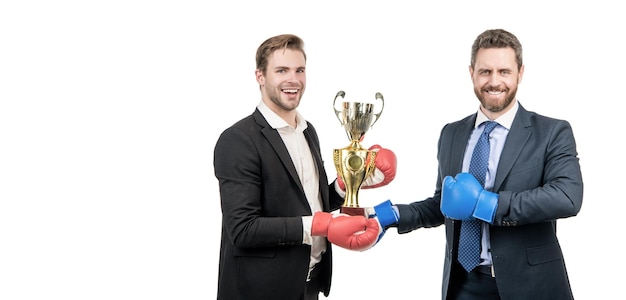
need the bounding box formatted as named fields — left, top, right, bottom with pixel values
left=1, top=1, right=623, bottom=299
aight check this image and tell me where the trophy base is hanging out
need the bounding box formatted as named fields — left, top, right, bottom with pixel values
left=340, top=206, right=366, bottom=217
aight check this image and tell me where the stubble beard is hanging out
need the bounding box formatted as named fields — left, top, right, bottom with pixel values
left=269, top=94, right=299, bottom=112
left=266, top=84, right=301, bottom=112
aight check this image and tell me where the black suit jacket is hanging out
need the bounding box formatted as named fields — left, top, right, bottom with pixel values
left=396, top=104, right=583, bottom=300
left=214, top=109, right=344, bottom=300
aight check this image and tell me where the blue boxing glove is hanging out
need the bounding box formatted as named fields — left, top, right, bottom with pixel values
left=440, top=173, right=499, bottom=223
left=365, top=200, right=399, bottom=244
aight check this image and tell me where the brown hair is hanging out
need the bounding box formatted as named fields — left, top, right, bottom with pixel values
left=471, top=29, right=523, bottom=70
left=255, top=34, right=306, bottom=75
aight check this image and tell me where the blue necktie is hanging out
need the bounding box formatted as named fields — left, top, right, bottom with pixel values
left=458, top=121, right=498, bottom=272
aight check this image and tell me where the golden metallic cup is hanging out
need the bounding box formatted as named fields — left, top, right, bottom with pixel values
left=333, top=91, right=384, bottom=216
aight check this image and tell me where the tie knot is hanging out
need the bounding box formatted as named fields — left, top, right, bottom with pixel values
left=482, top=121, right=498, bottom=136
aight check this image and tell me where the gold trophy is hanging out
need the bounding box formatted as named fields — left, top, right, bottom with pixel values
left=333, top=91, right=384, bottom=216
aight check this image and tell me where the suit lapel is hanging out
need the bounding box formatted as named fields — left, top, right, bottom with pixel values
left=303, top=127, right=330, bottom=210
left=494, top=105, right=532, bottom=192
left=253, top=110, right=305, bottom=193
left=450, top=116, right=476, bottom=174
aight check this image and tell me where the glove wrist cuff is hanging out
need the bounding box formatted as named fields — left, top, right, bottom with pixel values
left=311, top=212, right=332, bottom=236
left=473, top=191, right=498, bottom=224
left=372, top=200, right=399, bottom=228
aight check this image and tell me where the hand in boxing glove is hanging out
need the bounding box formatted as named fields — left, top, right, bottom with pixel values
left=337, top=144, right=397, bottom=190
left=440, top=173, right=499, bottom=223
left=311, top=212, right=380, bottom=251
left=365, top=199, right=400, bottom=245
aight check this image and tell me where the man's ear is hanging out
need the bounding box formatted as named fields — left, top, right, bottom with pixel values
left=255, top=69, right=264, bottom=86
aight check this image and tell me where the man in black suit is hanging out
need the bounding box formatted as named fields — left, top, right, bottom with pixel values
left=368, top=29, right=583, bottom=299
left=213, top=34, right=397, bottom=300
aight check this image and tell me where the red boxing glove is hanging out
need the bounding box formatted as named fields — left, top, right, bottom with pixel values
left=311, top=212, right=380, bottom=251
left=337, top=144, right=397, bottom=190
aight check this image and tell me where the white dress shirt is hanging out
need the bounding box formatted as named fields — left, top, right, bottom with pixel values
left=257, top=101, right=326, bottom=275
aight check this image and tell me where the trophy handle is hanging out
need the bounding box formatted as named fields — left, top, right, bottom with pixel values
left=370, top=92, right=384, bottom=128
left=333, top=91, right=346, bottom=125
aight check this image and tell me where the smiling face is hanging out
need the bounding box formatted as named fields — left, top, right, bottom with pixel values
left=470, top=47, right=524, bottom=119
left=256, top=48, right=306, bottom=121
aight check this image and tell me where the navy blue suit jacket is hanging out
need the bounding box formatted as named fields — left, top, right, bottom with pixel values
left=396, top=103, right=583, bottom=300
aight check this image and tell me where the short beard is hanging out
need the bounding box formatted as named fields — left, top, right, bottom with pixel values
left=475, top=87, right=517, bottom=113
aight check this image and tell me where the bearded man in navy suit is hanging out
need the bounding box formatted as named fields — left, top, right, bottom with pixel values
left=367, top=29, right=583, bottom=300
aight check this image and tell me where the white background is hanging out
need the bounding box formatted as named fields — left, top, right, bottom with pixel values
left=1, top=1, right=623, bottom=299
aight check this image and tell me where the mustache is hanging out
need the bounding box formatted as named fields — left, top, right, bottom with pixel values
left=484, top=85, right=505, bottom=92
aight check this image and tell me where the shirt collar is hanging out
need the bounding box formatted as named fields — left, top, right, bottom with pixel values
left=257, top=100, right=308, bottom=132
left=474, top=100, right=519, bottom=130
